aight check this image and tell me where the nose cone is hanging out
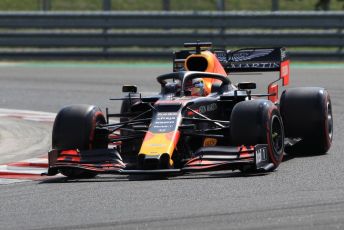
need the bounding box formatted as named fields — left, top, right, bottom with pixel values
left=138, top=153, right=171, bottom=170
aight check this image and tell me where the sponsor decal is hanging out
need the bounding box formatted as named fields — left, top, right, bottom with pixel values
left=198, top=103, right=218, bottom=114
left=281, top=62, right=289, bottom=77
left=148, top=143, right=166, bottom=147
left=229, top=62, right=280, bottom=69
left=203, top=138, right=217, bottom=147
left=229, top=49, right=274, bottom=62
left=255, top=147, right=267, bottom=164
left=280, top=60, right=290, bottom=86
left=151, top=112, right=178, bottom=133
left=214, top=51, right=227, bottom=63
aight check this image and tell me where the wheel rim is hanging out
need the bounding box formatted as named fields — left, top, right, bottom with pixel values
left=271, top=115, right=284, bottom=155
left=327, top=101, right=333, bottom=141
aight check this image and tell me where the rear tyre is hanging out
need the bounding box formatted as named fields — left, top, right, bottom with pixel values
left=280, top=87, right=333, bottom=154
left=230, top=100, right=284, bottom=172
left=52, top=104, right=107, bottom=178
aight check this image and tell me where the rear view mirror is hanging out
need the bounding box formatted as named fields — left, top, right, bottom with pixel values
left=237, top=82, right=256, bottom=90
left=184, top=90, right=192, bottom=96
left=122, top=85, right=137, bottom=93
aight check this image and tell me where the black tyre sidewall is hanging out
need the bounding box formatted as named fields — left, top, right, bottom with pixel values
left=52, top=104, right=106, bottom=151
left=52, top=104, right=106, bottom=178
left=231, top=100, right=284, bottom=168
left=320, top=93, right=333, bottom=152
left=266, top=110, right=285, bottom=166
left=280, top=88, right=333, bottom=153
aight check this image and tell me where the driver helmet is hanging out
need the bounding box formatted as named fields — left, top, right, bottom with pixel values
left=191, top=78, right=205, bottom=96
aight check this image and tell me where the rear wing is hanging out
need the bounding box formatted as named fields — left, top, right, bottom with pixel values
left=219, top=48, right=288, bottom=72
left=173, top=46, right=290, bottom=86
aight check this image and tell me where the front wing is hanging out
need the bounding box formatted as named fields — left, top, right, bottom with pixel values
left=45, top=144, right=273, bottom=177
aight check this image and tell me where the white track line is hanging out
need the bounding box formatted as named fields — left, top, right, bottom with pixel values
left=0, top=178, right=31, bottom=184
left=0, top=165, right=47, bottom=175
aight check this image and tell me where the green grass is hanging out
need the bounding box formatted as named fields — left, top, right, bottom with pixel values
left=0, top=0, right=343, bottom=11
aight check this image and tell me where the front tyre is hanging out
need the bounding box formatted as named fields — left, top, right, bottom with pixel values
left=52, top=104, right=107, bottom=178
left=230, top=100, right=285, bottom=171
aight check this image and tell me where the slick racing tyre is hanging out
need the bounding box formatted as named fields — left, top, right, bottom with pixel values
left=280, top=87, right=333, bottom=154
left=52, top=104, right=107, bottom=178
left=230, top=100, right=285, bottom=171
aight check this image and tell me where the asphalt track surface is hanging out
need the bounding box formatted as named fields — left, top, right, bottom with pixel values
left=0, top=63, right=344, bottom=230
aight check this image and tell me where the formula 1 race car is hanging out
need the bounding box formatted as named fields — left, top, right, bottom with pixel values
left=46, top=42, right=333, bottom=178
